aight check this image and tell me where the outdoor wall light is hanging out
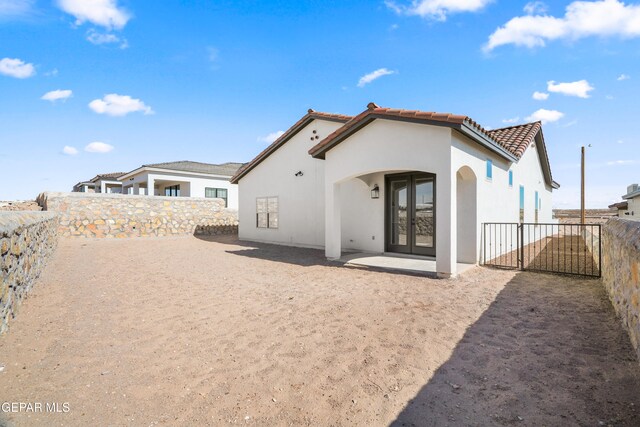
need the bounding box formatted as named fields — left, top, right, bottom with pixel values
left=295, top=171, right=304, bottom=177
left=371, top=184, right=380, bottom=199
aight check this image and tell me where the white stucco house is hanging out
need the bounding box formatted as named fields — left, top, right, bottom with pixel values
left=72, top=172, right=124, bottom=194
left=231, top=103, right=559, bottom=277
left=119, top=161, right=243, bottom=209
left=609, top=184, right=640, bottom=220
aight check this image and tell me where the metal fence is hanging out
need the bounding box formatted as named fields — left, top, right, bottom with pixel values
left=482, top=223, right=602, bottom=278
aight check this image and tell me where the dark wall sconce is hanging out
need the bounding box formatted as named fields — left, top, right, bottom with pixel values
left=295, top=171, right=304, bottom=177
left=371, top=184, right=380, bottom=199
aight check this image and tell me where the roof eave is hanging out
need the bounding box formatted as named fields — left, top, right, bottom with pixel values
left=310, top=114, right=519, bottom=162
left=231, top=113, right=350, bottom=183
left=231, top=115, right=314, bottom=183
left=120, top=166, right=233, bottom=181
left=118, top=167, right=146, bottom=181
left=458, top=122, right=517, bottom=162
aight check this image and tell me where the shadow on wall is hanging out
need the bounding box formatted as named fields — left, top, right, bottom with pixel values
left=391, top=271, right=640, bottom=426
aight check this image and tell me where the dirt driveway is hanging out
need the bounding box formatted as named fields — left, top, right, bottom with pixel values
left=1, top=236, right=639, bottom=426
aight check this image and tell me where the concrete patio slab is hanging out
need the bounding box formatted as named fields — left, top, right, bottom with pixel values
left=340, top=252, right=476, bottom=276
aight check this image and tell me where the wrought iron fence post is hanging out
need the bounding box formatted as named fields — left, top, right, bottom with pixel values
left=518, top=224, right=524, bottom=271
left=484, top=223, right=487, bottom=265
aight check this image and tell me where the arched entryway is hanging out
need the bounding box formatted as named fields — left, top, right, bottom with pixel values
left=456, top=166, right=477, bottom=263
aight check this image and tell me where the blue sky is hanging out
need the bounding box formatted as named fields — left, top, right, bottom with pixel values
left=1, top=0, right=639, bottom=207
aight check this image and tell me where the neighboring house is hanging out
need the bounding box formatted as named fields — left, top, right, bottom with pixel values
left=91, top=172, right=125, bottom=194
left=72, top=181, right=95, bottom=193
left=231, top=103, right=559, bottom=278
left=72, top=172, right=124, bottom=193
left=118, top=161, right=243, bottom=209
left=609, top=184, right=640, bottom=220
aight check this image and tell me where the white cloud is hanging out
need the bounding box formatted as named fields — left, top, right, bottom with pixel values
left=525, top=108, right=564, bottom=123
left=0, top=57, right=35, bottom=78
left=86, top=29, right=128, bottom=48
left=617, top=73, right=630, bottom=81
left=88, top=94, right=154, bottom=116
left=523, top=1, right=548, bottom=15
left=386, top=0, right=493, bottom=21
left=0, top=0, right=33, bottom=17
left=257, top=130, right=285, bottom=144
left=41, top=89, right=73, bottom=102
left=62, top=145, right=78, bottom=155
left=85, top=141, right=114, bottom=153
left=56, top=0, right=130, bottom=30
left=532, top=91, right=549, bottom=100
left=547, top=79, right=594, bottom=98
left=357, top=68, right=396, bottom=87
left=484, top=0, right=640, bottom=52
left=502, top=117, right=520, bottom=124
left=606, top=159, right=639, bottom=166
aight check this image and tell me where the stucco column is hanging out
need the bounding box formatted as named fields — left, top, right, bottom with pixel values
left=436, top=167, right=457, bottom=278
left=147, top=177, right=155, bottom=196
left=325, top=182, right=342, bottom=260
left=133, top=183, right=140, bottom=195
left=101, top=181, right=106, bottom=193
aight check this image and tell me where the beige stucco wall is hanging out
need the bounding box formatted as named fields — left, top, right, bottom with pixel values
left=324, top=120, right=454, bottom=275
left=237, top=116, right=557, bottom=277
left=237, top=118, right=345, bottom=248
left=623, top=197, right=640, bottom=220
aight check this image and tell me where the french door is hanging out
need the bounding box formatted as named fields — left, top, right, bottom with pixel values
left=386, top=172, right=436, bottom=256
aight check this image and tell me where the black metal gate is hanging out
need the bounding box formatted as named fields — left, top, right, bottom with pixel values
left=482, top=223, right=602, bottom=278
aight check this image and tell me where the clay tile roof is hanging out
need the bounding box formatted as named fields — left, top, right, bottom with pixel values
left=230, top=110, right=352, bottom=183
left=309, top=105, right=542, bottom=162
left=487, top=121, right=542, bottom=159
left=307, top=104, right=557, bottom=188
left=309, top=106, right=500, bottom=159
left=233, top=103, right=558, bottom=188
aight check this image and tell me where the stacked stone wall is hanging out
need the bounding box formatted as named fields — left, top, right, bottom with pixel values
left=37, top=192, right=238, bottom=238
left=0, top=212, right=58, bottom=334
left=602, top=218, right=640, bottom=362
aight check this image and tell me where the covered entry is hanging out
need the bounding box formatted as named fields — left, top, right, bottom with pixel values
left=386, top=172, right=436, bottom=256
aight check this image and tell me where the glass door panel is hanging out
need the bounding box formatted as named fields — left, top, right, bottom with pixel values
left=414, top=177, right=434, bottom=249
left=390, top=179, right=409, bottom=248
left=386, top=172, right=436, bottom=257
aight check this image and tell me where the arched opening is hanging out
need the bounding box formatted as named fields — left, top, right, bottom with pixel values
left=456, top=166, right=477, bottom=263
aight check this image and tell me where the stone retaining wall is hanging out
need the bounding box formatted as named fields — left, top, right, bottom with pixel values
left=1, top=211, right=58, bottom=334
left=37, top=192, right=238, bottom=238
left=602, top=218, right=640, bottom=362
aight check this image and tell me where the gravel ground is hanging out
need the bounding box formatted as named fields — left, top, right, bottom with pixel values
left=1, top=235, right=639, bottom=426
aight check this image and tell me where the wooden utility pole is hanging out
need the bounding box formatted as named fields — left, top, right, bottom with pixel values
left=581, top=146, right=585, bottom=224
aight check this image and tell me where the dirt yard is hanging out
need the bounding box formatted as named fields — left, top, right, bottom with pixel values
left=1, top=236, right=639, bottom=426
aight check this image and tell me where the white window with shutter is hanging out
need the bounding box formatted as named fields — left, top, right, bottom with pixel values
left=256, top=197, right=278, bottom=229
